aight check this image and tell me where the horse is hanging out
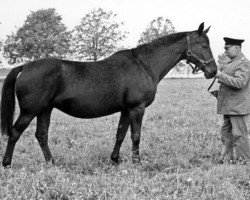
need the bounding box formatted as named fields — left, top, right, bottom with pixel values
left=0, top=23, right=217, bottom=167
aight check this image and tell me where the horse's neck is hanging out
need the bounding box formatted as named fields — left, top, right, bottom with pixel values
left=159, top=42, right=186, bottom=81
left=141, top=37, right=186, bottom=83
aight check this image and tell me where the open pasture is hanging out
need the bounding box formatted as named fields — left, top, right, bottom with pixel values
left=0, top=78, right=249, bottom=199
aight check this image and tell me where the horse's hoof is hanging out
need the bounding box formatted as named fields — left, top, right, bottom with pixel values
left=2, top=157, right=11, bottom=168
left=217, top=160, right=224, bottom=165
left=46, top=158, right=55, bottom=165
left=110, top=156, right=119, bottom=166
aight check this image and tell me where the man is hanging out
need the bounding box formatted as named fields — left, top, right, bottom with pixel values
left=213, top=37, right=250, bottom=164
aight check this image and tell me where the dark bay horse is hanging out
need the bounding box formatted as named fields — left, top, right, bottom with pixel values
left=0, top=23, right=217, bottom=167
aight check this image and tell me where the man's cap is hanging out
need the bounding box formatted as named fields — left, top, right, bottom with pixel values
left=224, top=37, right=244, bottom=46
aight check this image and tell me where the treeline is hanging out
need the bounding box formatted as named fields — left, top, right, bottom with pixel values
left=0, top=8, right=176, bottom=66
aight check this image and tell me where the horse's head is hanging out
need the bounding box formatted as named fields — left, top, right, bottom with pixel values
left=186, top=23, right=217, bottom=79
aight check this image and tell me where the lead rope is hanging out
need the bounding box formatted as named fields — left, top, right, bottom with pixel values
left=207, top=77, right=216, bottom=91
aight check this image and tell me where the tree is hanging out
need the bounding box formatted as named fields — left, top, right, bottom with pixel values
left=138, top=17, right=175, bottom=45
left=138, top=17, right=187, bottom=74
left=217, top=53, right=229, bottom=70
left=3, top=8, right=71, bottom=64
left=72, top=8, right=128, bottom=61
left=0, top=22, right=2, bottom=66
left=0, top=39, right=2, bottom=67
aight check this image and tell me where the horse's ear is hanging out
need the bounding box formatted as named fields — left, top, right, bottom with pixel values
left=204, top=26, right=211, bottom=34
left=198, top=22, right=204, bottom=36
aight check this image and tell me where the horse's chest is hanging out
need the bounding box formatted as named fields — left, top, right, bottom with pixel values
left=126, top=85, right=156, bottom=107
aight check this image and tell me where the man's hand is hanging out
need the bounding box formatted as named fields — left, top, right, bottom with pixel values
left=215, top=70, right=222, bottom=78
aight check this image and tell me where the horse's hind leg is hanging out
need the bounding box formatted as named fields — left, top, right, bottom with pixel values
left=2, top=112, right=35, bottom=167
left=111, top=111, right=130, bottom=164
left=35, top=108, right=54, bottom=163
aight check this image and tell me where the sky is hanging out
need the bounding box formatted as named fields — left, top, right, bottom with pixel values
left=0, top=0, right=250, bottom=67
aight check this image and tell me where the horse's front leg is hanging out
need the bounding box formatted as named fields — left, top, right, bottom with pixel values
left=129, top=104, right=145, bottom=163
left=111, top=111, right=130, bottom=164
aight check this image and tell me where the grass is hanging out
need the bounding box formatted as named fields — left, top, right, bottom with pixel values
left=0, top=78, right=250, bottom=199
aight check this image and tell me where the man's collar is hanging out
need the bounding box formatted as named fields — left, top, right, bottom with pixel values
left=228, top=53, right=244, bottom=63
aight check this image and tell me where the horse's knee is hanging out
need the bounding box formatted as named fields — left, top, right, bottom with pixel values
left=131, top=132, right=140, bottom=145
left=35, top=131, right=48, bottom=146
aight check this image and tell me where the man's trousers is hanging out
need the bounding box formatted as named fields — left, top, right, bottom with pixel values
left=221, top=115, right=250, bottom=161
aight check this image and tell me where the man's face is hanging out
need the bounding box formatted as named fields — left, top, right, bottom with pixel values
left=224, top=45, right=238, bottom=59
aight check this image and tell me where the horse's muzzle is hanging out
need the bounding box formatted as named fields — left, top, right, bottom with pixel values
left=204, top=68, right=217, bottom=79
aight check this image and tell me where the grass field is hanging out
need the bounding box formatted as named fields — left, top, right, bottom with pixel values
left=0, top=78, right=250, bottom=200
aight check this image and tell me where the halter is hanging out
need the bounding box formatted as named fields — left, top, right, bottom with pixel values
left=186, top=34, right=215, bottom=74
left=186, top=34, right=216, bottom=91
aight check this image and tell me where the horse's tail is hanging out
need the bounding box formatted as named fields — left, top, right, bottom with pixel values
left=1, top=65, right=23, bottom=136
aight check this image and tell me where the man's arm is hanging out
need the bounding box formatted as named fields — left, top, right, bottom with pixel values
left=215, top=62, right=250, bottom=89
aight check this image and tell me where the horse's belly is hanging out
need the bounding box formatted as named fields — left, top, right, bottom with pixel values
left=58, top=106, right=120, bottom=118
left=53, top=95, right=122, bottom=118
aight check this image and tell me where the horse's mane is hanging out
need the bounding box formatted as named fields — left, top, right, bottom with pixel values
left=110, top=31, right=189, bottom=58
left=132, top=31, right=188, bottom=55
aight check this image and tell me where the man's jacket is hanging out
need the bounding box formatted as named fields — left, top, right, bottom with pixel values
left=217, top=55, right=250, bottom=115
